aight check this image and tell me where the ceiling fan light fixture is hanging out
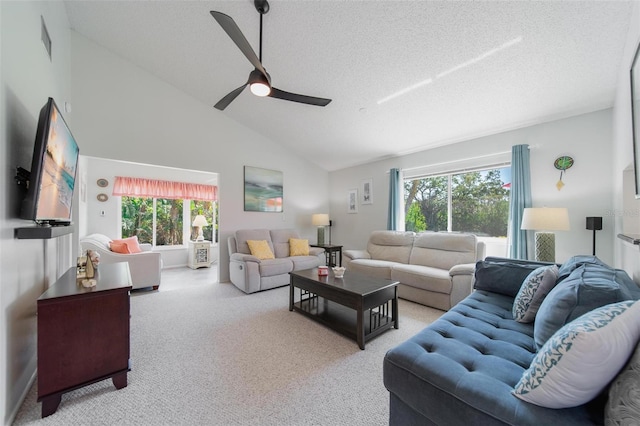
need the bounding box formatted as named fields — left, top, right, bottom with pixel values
left=250, top=81, right=271, bottom=97
left=249, top=69, right=271, bottom=97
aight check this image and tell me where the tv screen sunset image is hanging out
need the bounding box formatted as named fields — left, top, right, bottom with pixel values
left=36, top=105, right=79, bottom=221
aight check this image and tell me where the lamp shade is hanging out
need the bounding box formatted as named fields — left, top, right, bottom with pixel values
left=520, top=208, right=570, bottom=231
left=312, top=214, right=330, bottom=226
left=192, top=215, right=209, bottom=227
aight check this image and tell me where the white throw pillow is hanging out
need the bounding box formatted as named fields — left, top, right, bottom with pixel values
left=512, top=265, right=559, bottom=323
left=512, top=300, right=640, bottom=409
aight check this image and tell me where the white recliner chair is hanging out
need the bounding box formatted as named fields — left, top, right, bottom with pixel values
left=80, top=233, right=162, bottom=290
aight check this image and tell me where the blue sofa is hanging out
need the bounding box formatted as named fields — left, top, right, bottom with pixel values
left=383, top=256, right=640, bottom=425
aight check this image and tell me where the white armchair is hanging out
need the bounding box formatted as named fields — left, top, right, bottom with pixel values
left=80, top=233, right=162, bottom=290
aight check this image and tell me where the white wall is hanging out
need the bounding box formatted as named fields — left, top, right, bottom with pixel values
left=329, top=109, right=615, bottom=266
left=69, top=32, right=330, bottom=282
left=1, top=2, right=74, bottom=424
left=612, top=2, right=640, bottom=281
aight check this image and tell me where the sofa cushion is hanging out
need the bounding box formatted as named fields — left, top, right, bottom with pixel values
left=290, top=256, right=321, bottom=270
left=534, top=264, right=640, bottom=349
left=235, top=229, right=273, bottom=255
left=512, top=265, right=559, bottom=323
left=474, top=259, right=548, bottom=298
left=348, top=259, right=397, bottom=280
left=289, top=238, right=309, bottom=256
left=391, top=264, right=451, bottom=294
left=258, top=258, right=293, bottom=277
left=247, top=240, right=275, bottom=260
left=270, top=229, right=301, bottom=258
left=366, top=231, right=414, bottom=263
left=513, top=300, right=640, bottom=409
left=605, top=341, right=640, bottom=424
left=410, top=232, right=477, bottom=270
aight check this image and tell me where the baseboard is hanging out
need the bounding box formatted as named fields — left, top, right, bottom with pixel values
left=5, top=369, right=37, bottom=426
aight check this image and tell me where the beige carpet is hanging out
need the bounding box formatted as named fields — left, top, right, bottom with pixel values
left=12, top=274, right=442, bottom=426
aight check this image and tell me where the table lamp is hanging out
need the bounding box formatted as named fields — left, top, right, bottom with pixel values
left=520, top=207, right=570, bottom=262
left=192, top=215, right=209, bottom=242
left=312, top=213, right=330, bottom=245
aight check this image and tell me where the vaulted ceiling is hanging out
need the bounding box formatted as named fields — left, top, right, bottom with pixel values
left=64, top=0, right=633, bottom=171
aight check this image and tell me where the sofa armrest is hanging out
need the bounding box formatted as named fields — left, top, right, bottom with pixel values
left=449, top=263, right=475, bottom=277
left=309, top=247, right=324, bottom=256
left=230, top=253, right=260, bottom=263
left=139, top=243, right=152, bottom=252
left=343, top=249, right=371, bottom=261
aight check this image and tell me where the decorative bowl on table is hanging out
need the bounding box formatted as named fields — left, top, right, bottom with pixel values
left=332, top=267, right=346, bottom=278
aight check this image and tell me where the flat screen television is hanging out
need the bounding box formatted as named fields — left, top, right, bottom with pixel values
left=21, top=97, right=79, bottom=226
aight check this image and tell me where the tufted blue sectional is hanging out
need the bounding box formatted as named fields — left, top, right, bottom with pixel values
left=383, top=256, right=630, bottom=425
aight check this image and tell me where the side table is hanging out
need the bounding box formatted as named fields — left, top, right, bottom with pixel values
left=188, top=240, right=211, bottom=269
left=311, top=244, right=343, bottom=267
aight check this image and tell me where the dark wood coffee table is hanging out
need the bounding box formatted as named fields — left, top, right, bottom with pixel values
left=289, top=268, right=399, bottom=349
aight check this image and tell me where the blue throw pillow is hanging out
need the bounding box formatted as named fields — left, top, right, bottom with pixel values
left=534, top=264, right=640, bottom=349
left=474, top=259, right=550, bottom=298
left=556, top=254, right=610, bottom=282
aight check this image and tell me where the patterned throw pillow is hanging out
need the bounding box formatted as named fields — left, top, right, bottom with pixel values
left=289, top=238, right=309, bottom=256
left=512, top=265, right=559, bottom=323
left=512, top=300, right=640, bottom=409
left=606, top=342, right=640, bottom=425
left=246, top=240, right=275, bottom=260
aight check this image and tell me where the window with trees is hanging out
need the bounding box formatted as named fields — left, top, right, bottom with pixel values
left=121, top=197, right=218, bottom=247
left=404, top=166, right=511, bottom=237
left=115, top=176, right=218, bottom=248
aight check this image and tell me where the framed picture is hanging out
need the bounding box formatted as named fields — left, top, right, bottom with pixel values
left=631, top=41, right=640, bottom=198
left=361, top=178, right=373, bottom=204
left=244, top=166, right=283, bottom=212
left=347, top=189, right=358, bottom=213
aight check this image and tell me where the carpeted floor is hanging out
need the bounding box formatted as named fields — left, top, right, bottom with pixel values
left=12, top=268, right=442, bottom=425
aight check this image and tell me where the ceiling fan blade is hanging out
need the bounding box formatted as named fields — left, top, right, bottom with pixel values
left=269, top=88, right=332, bottom=107
left=210, top=11, right=267, bottom=76
left=214, top=84, right=248, bottom=111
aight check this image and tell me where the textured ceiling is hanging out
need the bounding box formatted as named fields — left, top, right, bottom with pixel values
left=64, top=0, right=632, bottom=171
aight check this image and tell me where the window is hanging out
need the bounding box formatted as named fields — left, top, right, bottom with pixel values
left=121, top=197, right=219, bottom=247
left=115, top=176, right=218, bottom=248
left=404, top=166, right=511, bottom=237
left=190, top=200, right=218, bottom=243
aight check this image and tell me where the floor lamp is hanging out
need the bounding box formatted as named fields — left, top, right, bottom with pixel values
left=586, top=217, right=602, bottom=255
left=521, top=207, right=570, bottom=263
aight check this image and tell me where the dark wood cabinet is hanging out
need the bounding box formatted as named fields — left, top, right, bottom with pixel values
left=37, top=263, right=132, bottom=417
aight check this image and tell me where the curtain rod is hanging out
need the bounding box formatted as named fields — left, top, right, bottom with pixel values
left=398, top=149, right=512, bottom=173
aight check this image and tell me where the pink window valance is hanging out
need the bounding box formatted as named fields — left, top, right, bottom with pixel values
left=113, top=176, right=217, bottom=201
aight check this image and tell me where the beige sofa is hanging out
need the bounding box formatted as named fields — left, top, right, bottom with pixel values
left=343, top=231, right=485, bottom=310
left=228, top=229, right=325, bottom=294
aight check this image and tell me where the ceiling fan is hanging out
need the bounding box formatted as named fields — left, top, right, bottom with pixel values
left=210, top=0, right=332, bottom=111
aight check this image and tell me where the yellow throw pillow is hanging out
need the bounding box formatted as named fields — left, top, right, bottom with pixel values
left=289, top=238, right=310, bottom=256
left=246, top=240, right=275, bottom=260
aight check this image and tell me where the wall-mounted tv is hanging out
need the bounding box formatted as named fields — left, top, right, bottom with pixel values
left=21, top=97, right=79, bottom=226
